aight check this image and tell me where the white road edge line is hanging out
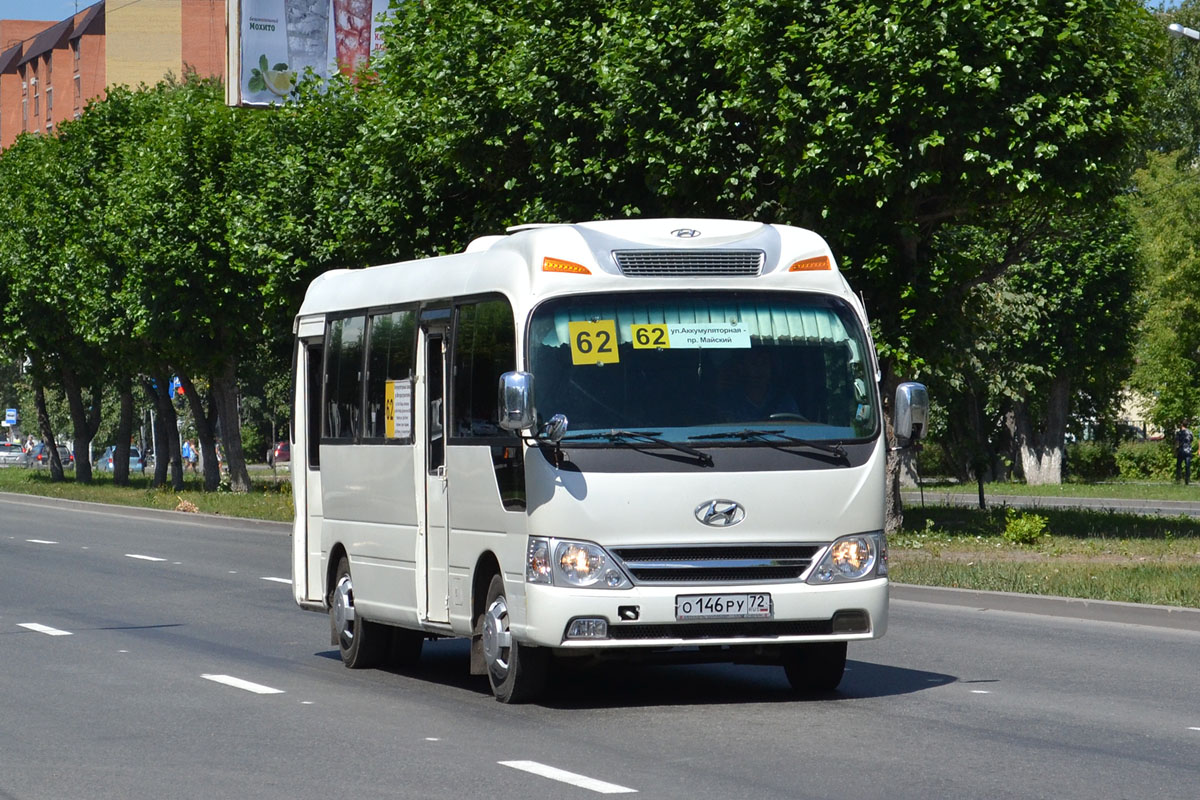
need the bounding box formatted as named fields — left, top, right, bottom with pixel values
left=18, top=623, right=72, bottom=636
left=261, top=577, right=292, bottom=584
left=201, top=674, right=285, bottom=695
left=125, top=554, right=167, bottom=562
left=499, top=761, right=637, bottom=794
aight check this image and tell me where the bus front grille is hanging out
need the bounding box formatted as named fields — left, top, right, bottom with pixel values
left=612, top=249, right=764, bottom=277
left=609, top=544, right=821, bottom=585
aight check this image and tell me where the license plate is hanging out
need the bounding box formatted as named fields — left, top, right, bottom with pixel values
left=675, top=593, right=773, bottom=621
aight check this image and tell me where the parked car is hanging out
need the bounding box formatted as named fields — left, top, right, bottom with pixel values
left=95, top=445, right=146, bottom=474
left=0, top=442, right=26, bottom=466
left=267, top=440, right=289, bottom=466
left=27, top=443, right=73, bottom=469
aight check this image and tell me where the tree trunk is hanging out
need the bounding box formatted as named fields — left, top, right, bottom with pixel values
left=147, top=370, right=183, bottom=490
left=32, top=371, right=65, bottom=482
left=180, top=373, right=221, bottom=492
left=144, top=378, right=168, bottom=486
left=113, top=377, right=134, bottom=486
left=212, top=358, right=251, bottom=493
left=1012, top=373, right=1070, bottom=486
left=60, top=365, right=102, bottom=485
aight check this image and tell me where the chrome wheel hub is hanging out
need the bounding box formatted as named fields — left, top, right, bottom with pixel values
left=482, top=595, right=512, bottom=674
left=333, top=574, right=355, bottom=645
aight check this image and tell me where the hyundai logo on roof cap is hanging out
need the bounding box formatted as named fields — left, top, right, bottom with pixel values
left=671, top=228, right=701, bottom=238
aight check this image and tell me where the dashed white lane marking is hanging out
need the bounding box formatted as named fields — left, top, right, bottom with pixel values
left=971, top=690, right=991, bottom=694
left=1189, top=727, right=1200, bottom=732
left=18, top=623, right=72, bottom=636
left=499, top=761, right=637, bottom=794
left=261, top=577, right=292, bottom=584
left=125, top=554, right=167, bottom=562
left=201, top=674, right=285, bottom=695
left=26, top=539, right=58, bottom=544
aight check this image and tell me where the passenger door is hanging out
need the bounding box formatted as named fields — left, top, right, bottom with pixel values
left=292, top=330, right=324, bottom=606
left=416, top=312, right=451, bottom=623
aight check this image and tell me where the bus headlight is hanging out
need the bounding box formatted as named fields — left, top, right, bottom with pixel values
left=526, top=537, right=632, bottom=589
left=807, top=533, right=885, bottom=584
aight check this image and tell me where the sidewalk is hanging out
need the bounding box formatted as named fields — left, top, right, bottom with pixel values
left=901, top=490, right=1200, bottom=518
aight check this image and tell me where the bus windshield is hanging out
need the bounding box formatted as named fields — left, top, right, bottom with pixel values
left=527, top=291, right=878, bottom=444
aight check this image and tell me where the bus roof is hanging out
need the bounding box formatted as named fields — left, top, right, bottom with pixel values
left=295, top=219, right=854, bottom=322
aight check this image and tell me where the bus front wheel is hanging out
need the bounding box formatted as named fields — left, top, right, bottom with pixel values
left=331, top=556, right=385, bottom=669
left=481, top=574, right=549, bottom=703
left=782, top=641, right=847, bottom=694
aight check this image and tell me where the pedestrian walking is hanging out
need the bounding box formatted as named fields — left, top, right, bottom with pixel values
left=1175, top=420, right=1194, bottom=484
left=181, top=438, right=196, bottom=474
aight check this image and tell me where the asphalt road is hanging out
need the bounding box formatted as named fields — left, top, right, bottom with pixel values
left=2, top=494, right=1198, bottom=800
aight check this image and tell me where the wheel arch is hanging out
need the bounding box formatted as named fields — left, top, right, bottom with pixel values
left=326, top=542, right=348, bottom=607
left=469, top=550, right=502, bottom=675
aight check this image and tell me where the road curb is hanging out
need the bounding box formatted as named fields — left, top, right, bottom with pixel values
left=892, top=583, right=1200, bottom=633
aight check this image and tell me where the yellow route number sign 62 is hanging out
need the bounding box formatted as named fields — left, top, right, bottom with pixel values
left=631, top=324, right=669, bottom=349
left=569, top=320, right=620, bottom=365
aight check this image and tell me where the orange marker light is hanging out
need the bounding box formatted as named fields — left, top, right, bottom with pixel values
left=542, top=257, right=592, bottom=275
left=788, top=256, right=831, bottom=272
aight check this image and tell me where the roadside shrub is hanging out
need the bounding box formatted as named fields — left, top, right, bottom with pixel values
left=241, top=424, right=267, bottom=464
left=915, top=440, right=954, bottom=478
left=1114, top=440, right=1174, bottom=481
left=1003, top=508, right=1048, bottom=545
left=1066, top=440, right=1117, bottom=482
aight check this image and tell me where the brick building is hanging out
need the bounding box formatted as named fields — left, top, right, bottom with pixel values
left=0, top=0, right=226, bottom=150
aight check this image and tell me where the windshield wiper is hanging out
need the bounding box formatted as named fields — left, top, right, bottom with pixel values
left=689, top=428, right=847, bottom=458
left=561, top=430, right=714, bottom=466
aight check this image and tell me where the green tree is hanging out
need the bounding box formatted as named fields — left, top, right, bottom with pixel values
left=0, top=131, right=108, bottom=481
left=361, top=0, right=1158, bottom=522
left=1129, top=149, right=1200, bottom=428
left=926, top=202, right=1141, bottom=488
left=104, top=77, right=257, bottom=491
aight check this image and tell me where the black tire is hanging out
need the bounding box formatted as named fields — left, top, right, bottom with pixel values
left=783, top=641, right=847, bottom=694
left=480, top=573, right=549, bottom=703
left=330, top=556, right=386, bottom=669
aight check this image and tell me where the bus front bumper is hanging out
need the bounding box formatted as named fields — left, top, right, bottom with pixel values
left=517, top=578, right=888, bottom=651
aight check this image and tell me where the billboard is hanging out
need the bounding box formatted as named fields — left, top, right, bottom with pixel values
left=226, top=0, right=393, bottom=107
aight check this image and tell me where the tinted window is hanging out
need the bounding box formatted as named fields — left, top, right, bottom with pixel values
left=365, top=309, right=416, bottom=439
left=324, top=315, right=366, bottom=440
left=453, top=298, right=516, bottom=438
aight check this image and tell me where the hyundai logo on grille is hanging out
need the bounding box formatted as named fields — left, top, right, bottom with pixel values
left=671, top=228, right=701, bottom=238
left=695, top=499, right=745, bottom=527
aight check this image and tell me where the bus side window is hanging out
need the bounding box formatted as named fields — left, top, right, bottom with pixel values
left=306, top=342, right=323, bottom=467
left=324, top=315, right=366, bottom=441
left=452, top=297, right=516, bottom=438
left=365, top=308, right=416, bottom=439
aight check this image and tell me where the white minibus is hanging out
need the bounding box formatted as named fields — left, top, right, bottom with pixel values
left=290, top=218, right=927, bottom=702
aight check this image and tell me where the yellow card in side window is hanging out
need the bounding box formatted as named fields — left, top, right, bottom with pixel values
left=569, top=320, right=620, bottom=365
left=631, top=324, right=670, bottom=349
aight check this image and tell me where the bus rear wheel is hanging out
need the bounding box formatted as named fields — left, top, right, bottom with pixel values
left=481, top=574, right=549, bottom=703
left=782, top=641, right=847, bottom=694
left=331, top=556, right=386, bottom=669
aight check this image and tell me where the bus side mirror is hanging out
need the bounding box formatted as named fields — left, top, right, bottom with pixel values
left=894, top=382, right=929, bottom=445
left=499, top=371, right=536, bottom=431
